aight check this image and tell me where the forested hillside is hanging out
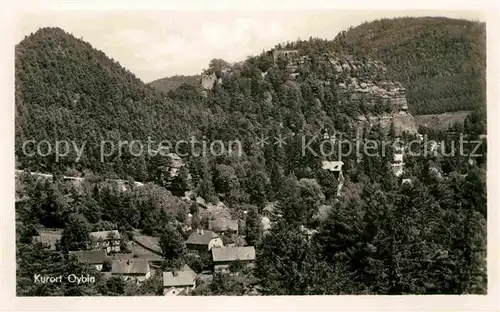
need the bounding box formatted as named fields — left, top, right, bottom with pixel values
left=333, top=17, right=486, bottom=115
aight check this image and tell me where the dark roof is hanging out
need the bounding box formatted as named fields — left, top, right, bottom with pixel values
left=111, top=259, right=150, bottom=275
left=212, top=246, right=256, bottom=262
left=208, top=219, right=238, bottom=232
left=186, top=230, right=219, bottom=245
left=162, top=264, right=196, bottom=287
left=69, top=250, right=107, bottom=264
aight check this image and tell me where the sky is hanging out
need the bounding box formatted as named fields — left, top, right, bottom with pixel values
left=16, top=10, right=484, bottom=83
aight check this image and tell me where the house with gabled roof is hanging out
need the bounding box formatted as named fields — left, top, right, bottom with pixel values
left=163, top=264, right=197, bottom=296
left=185, top=229, right=223, bottom=252
left=90, top=230, right=121, bottom=253
left=111, top=259, right=151, bottom=283
left=212, top=246, right=256, bottom=272
left=69, top=250, right=108, bottom=271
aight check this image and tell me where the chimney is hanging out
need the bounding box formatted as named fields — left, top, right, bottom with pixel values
left=201, top=229, right=204, bottom=235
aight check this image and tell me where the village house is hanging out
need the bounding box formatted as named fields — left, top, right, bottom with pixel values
left=111, top=259, right=151, bottom=283
left=185, top=229, right=223, bottom=252
left=163, top=264, right=197, bottom=296
left=69, top=250, right=108, bottom=271
left=208, top=218, right=239, bottom=235
left=90, top=230, right=121, bottom=253
left=212, top=246, right=256, bottom=272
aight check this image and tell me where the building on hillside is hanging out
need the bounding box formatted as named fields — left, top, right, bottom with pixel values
left=111, top=259, right=151, bottom=283
left=69, top=250, right=108, bottom=271
left=32, top=229, right=62, bottom=250
left=185, top=229, right=223, bottom=252
left=272, top=49, right=299, bottom=62
left=90, top=230, right=121, bottom=253
left=163, top=264, right=197, bottom=296
left=212, top=246, right=256, bottom=272
left=208, top=218, right=239, bottom=235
